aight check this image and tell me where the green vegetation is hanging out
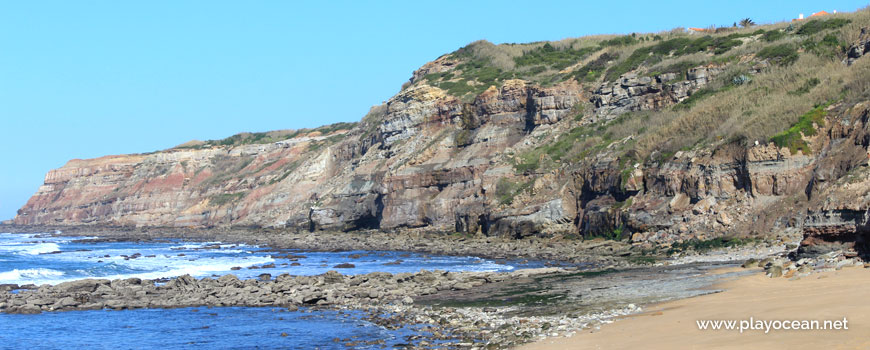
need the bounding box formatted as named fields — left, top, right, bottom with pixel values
left=756, top=44, right=799, bottom=65
left=514, top=43, right=598, bottom=70
left=761, top=29, right=786, bottom=42
left=588, top=226, right=626, bottom=241
left=604, top=33, right=752, bottom=81
left=209, top=192, right=246, bottom=206
left=646, top=60, right=699, bottom=81
left=177, top=122, right=357, bottom=149
left=495, top=178, right=534, bottom=205
left=512, top=125, right=603, bottom=172
left=802, top=33, right=847, bottom=57
left=770, top=103, right=829, bottom=154
left=599, top=35, right=638, bottom=48
left=569, top=52, right=618, bottom=82
left=796, top=18, right=851, bottom=36
left=667, top=236, right=759, bottom=254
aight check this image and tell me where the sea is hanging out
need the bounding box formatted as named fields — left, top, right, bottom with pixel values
left=0, top=232, right=533, bottom=349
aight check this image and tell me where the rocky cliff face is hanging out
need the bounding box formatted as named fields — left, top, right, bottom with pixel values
left=15, top=20, right=870, bottom=256
left=15, top=80, right=586, bottom=238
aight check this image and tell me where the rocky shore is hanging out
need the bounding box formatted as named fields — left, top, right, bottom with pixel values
left=0, top=225, right=797, bottom=349
left=0, top=224, right=637, bottom=267
left=0, top=268, right=566, bottom=315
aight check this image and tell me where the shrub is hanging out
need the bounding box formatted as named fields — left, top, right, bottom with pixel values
left=756, top=44, right=799, bottom=65
left=514, top=43, right=598, bottom=70
left=570, top=52, right=618, bottom=82
left=599, top=35, right=638, bottom=47
left=761, top=29, right=786, bottom=42
left=796, top=18, right=852, bottom=36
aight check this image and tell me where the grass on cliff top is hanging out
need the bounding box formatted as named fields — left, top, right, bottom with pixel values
left=176, top=122, right=357, bottom=149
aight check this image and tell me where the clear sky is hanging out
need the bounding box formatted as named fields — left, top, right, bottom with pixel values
left=1, top=0, right=867, bottom=220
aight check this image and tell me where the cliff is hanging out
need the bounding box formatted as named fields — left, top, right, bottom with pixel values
left=14, top=10, right=870, bottom=257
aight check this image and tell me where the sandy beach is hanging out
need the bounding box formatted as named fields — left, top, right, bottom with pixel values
left=519, top=266, right=870, bottom=350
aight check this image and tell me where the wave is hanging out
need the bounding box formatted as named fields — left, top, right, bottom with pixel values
left=0, top=268, right=65, bottom=284
left=23, top=243, right=61, bottom=255
left=0, top=242, right=62, bottom=256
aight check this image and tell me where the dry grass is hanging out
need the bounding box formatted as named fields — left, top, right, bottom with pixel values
left=435, top=8, right=870, bottom=166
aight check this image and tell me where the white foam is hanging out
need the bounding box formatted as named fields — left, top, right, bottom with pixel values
left=0, top=242, right=62, bottom=256
left=99, top=255, right=276, bottom=281
left=22, top=243, right=61, bottom=255
left=0, top=268, right=65, bottom=284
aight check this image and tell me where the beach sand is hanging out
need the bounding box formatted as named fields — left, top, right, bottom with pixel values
left=518, top=266, right=870, bottom=350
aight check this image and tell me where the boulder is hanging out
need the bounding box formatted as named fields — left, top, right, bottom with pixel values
left=54, top=279, right=110, bottom=293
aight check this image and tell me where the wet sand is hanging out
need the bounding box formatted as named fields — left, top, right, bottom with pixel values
left=519, top=266, right=870, bottom=350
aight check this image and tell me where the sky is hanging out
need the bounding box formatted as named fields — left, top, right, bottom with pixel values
left=1, top=0, right=867, bottom=220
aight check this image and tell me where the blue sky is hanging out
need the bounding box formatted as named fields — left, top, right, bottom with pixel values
left=1, top=0, right=867, bottom=220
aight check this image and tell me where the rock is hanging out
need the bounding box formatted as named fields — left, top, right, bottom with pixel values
left=16, top=304, right=42, bottom=314
left=741, top=258, right=758, bottom=268
left=54, top=279, right=109, bottom=293
left=766, top=265, right=783, bottom=278
left=258, top=273, right=272, bottom=281
left=333, top=263, right=355, bottom=269
left=0, top=284, right=18, bottom=292
left=452, top=282, right=473, bottom=290
left=401, top=296, right=414, bottom=305
left=52, top=297, right=78, bottom=309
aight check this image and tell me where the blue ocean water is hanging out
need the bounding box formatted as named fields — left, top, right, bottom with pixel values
left=0, top=232, right=530, bottom=286
left=0, top=232, right=532, bottom=349
left=0, top=307, right=427, bottom=350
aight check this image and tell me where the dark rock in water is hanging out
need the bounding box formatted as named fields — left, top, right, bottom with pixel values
left=230, top=266, right=242, bottom=271
left=261, top=263, right=276, bottom=269
left=0, top=284, right=19, bottom=292
left=280, top=332, right=288, bottom=337
left=41, top=251, right=63, bottom=255
left=333, top=263, right=356, bottom=269
left=383, top=260, right=403, bottom=266
left=290, top=262, right=301, bottom=266
left=16, top=304, right=42, bottom=314
left=258, top=273, right=272, bottom=281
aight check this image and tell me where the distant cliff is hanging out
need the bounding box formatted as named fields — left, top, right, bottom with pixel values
left=15, top=10, right=870, bottom=257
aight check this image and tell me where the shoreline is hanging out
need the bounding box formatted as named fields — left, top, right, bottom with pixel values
left=0, top=224, right=627, bottom=268
left=518, top=265, right=870, bottom=350
left=0, top=224, right=790, bottom=349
